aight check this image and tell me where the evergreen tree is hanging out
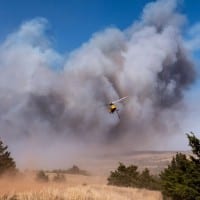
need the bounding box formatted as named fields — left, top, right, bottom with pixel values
left=187, top=132, right=200, bottom=164
left=107, top=162, right=139, bottom=187
left=107, top=162, right=160, bottom=190
left=0, top=139, right=16, bottom=175
left=160, top=133, right=200, bottom=200
left=138, top=168, right=161, bottom=190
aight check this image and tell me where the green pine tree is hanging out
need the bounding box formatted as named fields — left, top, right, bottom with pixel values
left=0, top=139, right=16, bottom=176
left=187, top=132, right=200, bottom=164
left=107, top=162, right=139, bottom=187
left=138, top=168, right=161, bottom=190
left=107, top=162, right=160, bottom=190
left=160, top=133, right=200, bottom=200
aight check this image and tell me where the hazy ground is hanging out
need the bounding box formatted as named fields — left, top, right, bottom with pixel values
left=72, top=150, right=190, bottom=175
left=0, top=174, right=162, bottom=200
left=0, top=151, right=188, bottom=199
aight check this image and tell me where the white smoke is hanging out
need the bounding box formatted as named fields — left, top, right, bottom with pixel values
left=0, top=0, right=197, bottom=169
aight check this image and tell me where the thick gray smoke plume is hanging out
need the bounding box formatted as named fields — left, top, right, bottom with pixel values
left=0, top=0, right=197, bottom=168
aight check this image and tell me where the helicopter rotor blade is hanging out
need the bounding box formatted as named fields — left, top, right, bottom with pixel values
left=112, top=96, right=128, bottom=104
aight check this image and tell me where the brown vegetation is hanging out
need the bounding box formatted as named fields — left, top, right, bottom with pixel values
left=0, top=151, right=177, bottom=200
left=0, top=171, right=162, bottom=200
left=0, top=151, right=182, bottom=199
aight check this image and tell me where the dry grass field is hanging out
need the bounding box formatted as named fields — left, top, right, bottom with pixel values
left=0, top=175, right=162, bottom=200
left=17, top=185, right=162, bottom=200
left=0, top=151, right=184, bottom=200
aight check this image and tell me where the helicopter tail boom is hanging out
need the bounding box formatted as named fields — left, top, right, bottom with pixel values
left=112, top=96, right=128, bottom=104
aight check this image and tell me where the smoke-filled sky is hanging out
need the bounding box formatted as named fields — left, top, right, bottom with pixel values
left=0, top=0, right=200, bottom=169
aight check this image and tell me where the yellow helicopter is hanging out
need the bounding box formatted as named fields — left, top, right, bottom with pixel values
left=108, top=96, right=128, bottom=118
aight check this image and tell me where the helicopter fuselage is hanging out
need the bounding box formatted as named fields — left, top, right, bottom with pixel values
left=108, top=103, right=117, bottom=113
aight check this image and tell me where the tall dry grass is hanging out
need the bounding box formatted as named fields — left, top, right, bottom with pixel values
left=1, top=185, right=162, bottom=200
left=0, top=151, right=172, bottom=200
left=0, top=173, right=162, bottom=200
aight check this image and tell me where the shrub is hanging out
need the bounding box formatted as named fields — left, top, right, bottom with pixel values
left=66, top=165, right=89, bottom=175
left=36, top=170, right=49, bottom=182
left=51, top=165, right=89, bottom=176
left=53, top=173, right=66, bottom=182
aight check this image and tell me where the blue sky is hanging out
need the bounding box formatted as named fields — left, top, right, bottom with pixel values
left=0, top=0, right=199, bottom=53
